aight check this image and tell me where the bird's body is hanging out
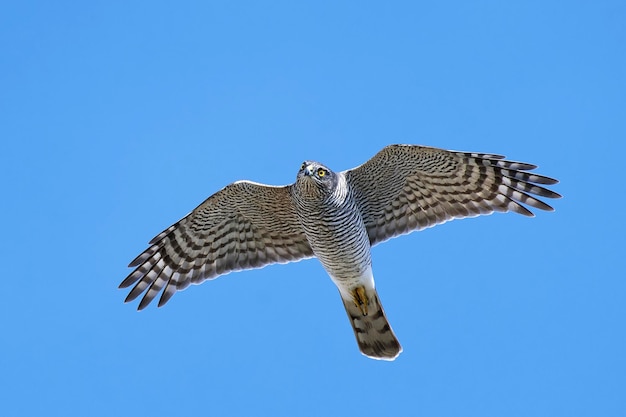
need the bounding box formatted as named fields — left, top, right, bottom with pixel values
left=292, top=162, right=401, bottom=358
left=120, top=145, right=561, bottom=360
left=293, top=163, right=371, bottom=292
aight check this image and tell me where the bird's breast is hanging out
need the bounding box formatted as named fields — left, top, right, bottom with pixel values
left=298, top=198, right=372, bottom=280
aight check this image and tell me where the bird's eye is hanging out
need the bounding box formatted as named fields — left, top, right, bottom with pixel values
left=301, top=163, right=306, bottom=170
left=317, top=168, right=326, bottom=177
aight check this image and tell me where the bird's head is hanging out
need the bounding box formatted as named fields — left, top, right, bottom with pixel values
left=295, top=161, right=338, bottom=198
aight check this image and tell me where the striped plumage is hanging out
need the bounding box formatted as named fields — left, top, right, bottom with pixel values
left=120, top=144, right=561, bottom=360
left=292, top=162, right=402, bottom=358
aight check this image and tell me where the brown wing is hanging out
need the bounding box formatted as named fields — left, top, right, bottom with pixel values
left=344, top=145, right=561, bottom=246
left=119, top=181, right=313, bottom=309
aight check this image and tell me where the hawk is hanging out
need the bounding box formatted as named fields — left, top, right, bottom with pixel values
left=120, top=145, right=560, bottom=360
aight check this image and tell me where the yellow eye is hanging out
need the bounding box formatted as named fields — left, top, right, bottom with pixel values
left=317, top=168, right=326, bottom=177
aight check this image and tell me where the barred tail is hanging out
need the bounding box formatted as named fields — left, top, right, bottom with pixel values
left=341, top=289, right=402, bottom=360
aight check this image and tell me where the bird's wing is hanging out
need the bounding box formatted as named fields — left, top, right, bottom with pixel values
left=119, top=181, right=313, bottom=309
left=344, top=144, right=561, bottom=246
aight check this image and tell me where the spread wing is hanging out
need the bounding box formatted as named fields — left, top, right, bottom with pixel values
left=345, top=144, right=561, bottom=246
left=119, top=181, right=313, bottom=309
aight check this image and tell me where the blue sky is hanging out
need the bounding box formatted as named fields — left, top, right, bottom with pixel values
left=2, top=1, right=625, bottom=416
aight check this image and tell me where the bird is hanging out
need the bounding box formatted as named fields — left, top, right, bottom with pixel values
left=119, top=144, right=561, bottom=360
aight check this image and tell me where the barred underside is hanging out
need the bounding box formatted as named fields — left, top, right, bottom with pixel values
left=119, top=181, right=314, bottom=309
left=120, top=144, right=560, bottom=361
left=345, top=145, right=561, bottom=245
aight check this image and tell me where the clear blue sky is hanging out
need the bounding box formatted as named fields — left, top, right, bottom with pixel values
left=2, top=1, right=624, bottom=416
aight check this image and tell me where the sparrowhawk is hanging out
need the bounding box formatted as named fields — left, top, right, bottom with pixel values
left=120, top=144, right=561, bottom=360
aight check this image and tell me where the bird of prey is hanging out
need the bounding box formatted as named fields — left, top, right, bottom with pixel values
left=120, top=144, right=560, bottom=360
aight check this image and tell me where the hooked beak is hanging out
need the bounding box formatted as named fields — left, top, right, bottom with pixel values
left=302, top=164, right=314, bottom=176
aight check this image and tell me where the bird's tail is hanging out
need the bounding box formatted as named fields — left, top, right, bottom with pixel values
left=341, top=287, right=402, bottom=360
